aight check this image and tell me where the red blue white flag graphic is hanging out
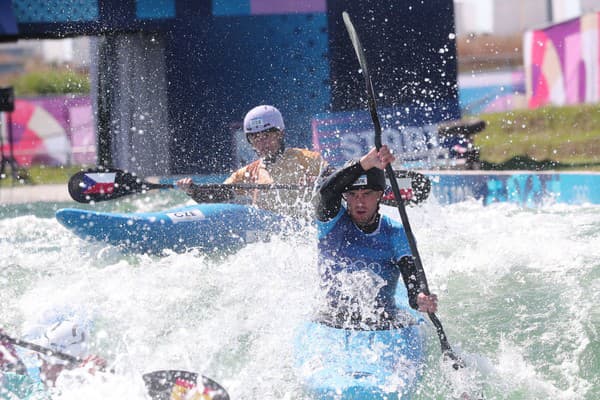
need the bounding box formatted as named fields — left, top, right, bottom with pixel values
left=82, top=172, right=116, bottom=194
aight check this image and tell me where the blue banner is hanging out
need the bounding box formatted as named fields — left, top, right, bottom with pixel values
left=433, top=172, right=600, bottom=206
left=0, top=0, right=18, bottom=36
left=312, top=108, right=457, bottom=169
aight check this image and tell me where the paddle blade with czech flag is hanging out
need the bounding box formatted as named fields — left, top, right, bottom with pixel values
left=69, top=169, right=153, bottom=203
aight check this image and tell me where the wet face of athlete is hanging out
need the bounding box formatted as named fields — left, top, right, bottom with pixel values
left=247, top=129, right=284, bottom=158
left=343, top=188, right=383, bottom=226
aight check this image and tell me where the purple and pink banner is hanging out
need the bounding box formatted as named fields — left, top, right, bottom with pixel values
left=1, top=95, right=95, bottom=166
left=212, top=0, right=326, bottom=16
left=524, top=11, right=600, bottom=108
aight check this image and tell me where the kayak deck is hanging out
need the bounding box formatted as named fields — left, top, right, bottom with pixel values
left=55, top=203, right=291, bottom=254
left=296, top=289, right=427, bottom=399
left=296, top=321, right=426, bottom=399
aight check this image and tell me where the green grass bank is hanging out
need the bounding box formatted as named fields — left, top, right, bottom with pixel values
left=474, top=104, right=600, bottom=171
left=1, top=165, right=82, bottom=187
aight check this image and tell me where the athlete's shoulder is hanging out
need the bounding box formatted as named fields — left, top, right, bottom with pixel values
left=381, top=213, right=400, bottom=226
left=285, top=147, right=322, bottom=161
left=380, top=214, right=411, bottom=256
left=380, top=214, right=406, bottom=233
left=316, top=207, right=346, bottom=238
left=224, top=159, right=261, bottom=183
left=223, top=167, right=246, bottom=184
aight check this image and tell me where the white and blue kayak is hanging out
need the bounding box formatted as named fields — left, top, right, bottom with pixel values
left=295, top=291, right=426, bottom=399
left=55, top=203, right=292, bottom=254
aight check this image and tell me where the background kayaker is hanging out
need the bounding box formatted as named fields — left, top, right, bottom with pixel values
left=314, top=145, right=438, bottom=329
left=177, top=105, right=328, bottom=217
left=1, top=319, right=106, bottom=399
left=35, top=319, right=107, bottom=387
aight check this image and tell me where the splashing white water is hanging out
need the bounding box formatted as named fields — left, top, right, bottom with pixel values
left=1, top=196, right=599, bottom=399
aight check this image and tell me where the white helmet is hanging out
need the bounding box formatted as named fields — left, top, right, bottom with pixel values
left=39, top=320, right=89, bottom=365
left=243, top=105, right=285, bottom=135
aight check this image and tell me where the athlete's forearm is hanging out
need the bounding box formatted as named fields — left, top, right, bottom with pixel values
left=398, top=256, right=424, bottom=310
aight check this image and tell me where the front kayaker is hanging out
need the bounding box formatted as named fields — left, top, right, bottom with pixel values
left=314, top=145, right=438, bottom=329
left=177, top=105, right=328, bottom=218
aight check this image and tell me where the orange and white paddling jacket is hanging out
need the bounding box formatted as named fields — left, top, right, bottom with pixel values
left=224, top=148, right=327, bottom=217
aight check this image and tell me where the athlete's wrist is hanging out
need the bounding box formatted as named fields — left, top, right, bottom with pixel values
left=359, top=155, right=372, bottom=171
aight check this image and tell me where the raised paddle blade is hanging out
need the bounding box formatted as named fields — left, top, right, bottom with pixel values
left=68, top=168, right=171, bottom=203
left=143, top=370, right=229, bottom=400
left=342, top=11, right=382, bottom=144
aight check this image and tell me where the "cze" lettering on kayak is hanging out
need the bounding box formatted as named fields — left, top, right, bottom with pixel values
left=166, top=210, right=206, bottom=223
left=245, top=230, right=269, bottom=243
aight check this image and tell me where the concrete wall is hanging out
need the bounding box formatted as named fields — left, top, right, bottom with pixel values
left=93, top=33, right=171, bottom=177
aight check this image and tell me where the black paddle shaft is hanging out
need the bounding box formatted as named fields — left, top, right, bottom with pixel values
left=0, top=333, right=81, bottom=364
left=342, top=11, right=464, bottom=369
left=67, top=167, right=316, bottom=204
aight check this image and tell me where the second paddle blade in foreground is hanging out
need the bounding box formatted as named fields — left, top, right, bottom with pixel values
left=143, top=370, right=230, bottom=400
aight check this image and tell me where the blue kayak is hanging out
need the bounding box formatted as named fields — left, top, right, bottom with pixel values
left=55, top=203, right=291, bottom=254
left=295, top=291, right=426, bottom=399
